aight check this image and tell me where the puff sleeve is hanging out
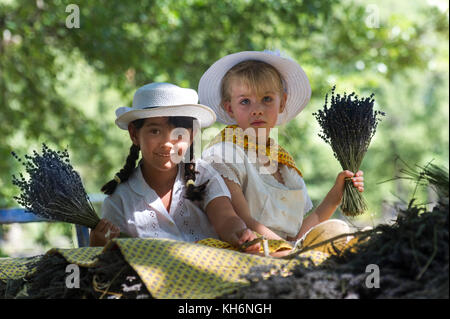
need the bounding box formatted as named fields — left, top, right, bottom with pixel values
left=202, top=142, right=248, bottom=187
left=193, top=158, right=232, bottom=211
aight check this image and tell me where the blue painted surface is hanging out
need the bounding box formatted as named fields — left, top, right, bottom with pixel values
left=75, top=224, right=90, bottom=247
left=0, top=208, right=90, bottom=247
left=0, top=208, right=49, bottom=224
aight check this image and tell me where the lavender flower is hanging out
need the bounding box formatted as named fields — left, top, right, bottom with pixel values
left=12, top=144, right=100, bottom=228
left=313, top=86, right=385, bottom=216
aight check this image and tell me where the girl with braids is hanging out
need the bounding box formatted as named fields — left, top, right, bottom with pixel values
left=89, top=82, right=260, bottom=252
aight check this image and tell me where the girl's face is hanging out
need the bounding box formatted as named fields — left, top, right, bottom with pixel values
left=128, top=117, right=192, bottom=174
left=223, top=77, right=287, bottom=138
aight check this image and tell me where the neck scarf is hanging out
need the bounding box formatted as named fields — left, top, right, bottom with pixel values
left=207, top=125, right=303, bottom=177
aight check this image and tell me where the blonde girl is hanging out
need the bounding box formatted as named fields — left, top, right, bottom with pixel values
left=199, top=51, right=364, bottom=245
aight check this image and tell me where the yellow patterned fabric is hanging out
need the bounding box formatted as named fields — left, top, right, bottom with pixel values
left=208, top=125, right=303, bottom=177
left=0, top=255, right=43, bottom=280
left=46, top=246, right=104, bottom=267
left=197, top=237, right=293, bottom=253
left=108, top=238, right=329, bottom=298
left=0, top=237, right=330, bottom=299
left=0, top=247, right=103, bottom=281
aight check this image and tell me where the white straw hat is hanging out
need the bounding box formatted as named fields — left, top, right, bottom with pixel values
left=198, top=50, right=311, bottom=125
left=115, top=82, right=216, bottom=129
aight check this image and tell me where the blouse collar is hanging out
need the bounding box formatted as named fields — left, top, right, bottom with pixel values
left=129, top=162, right=182, bottom=212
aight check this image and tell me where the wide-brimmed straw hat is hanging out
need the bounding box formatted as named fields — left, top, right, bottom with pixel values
left=198, top=50, right=311, bottom=125
left=115, top=82, right=216, bottom=129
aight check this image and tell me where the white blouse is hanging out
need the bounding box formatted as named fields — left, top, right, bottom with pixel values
left=202, top=142, right=313, bottom=239
left=101, top=159, right=231, bottom=242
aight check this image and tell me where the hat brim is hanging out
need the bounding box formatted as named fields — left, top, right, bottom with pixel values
left=198, top=51, right=311, bottom=125
left=115, top=104, right=216, bottom=130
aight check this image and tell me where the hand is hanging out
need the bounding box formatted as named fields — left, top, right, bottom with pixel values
left=332, top=170, right=364, bottom=204
left=335, top=170, right=364, bottom=190
left=234, top=228, right=261, bottom=253
left=351, top=170, right=364, bottom=192
left=89, top=218, right=120, bottom=247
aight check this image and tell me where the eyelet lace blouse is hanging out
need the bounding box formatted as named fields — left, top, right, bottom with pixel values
left=202, top=142, right=313, bottom=239
left=101, top=159, right=231, bottom=242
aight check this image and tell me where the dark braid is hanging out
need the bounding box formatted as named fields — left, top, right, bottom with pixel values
left=101, top=119, right=144, bottom=195
left=101, top=144, right=140, bottom=195
left=184, top=141, right=209, bottom=202
left=169, top=117, right=209, bottom=202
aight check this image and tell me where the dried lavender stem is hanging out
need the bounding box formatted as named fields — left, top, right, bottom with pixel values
left=12, top=143, right=101, bottom=229
left=313, top=86, right=385, bottom=216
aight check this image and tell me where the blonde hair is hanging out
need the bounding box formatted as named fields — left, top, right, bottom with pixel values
left=220, top=60, right=286, bottom=106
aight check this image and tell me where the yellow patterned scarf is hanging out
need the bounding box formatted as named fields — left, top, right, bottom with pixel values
left=207, top=125, right=303, bottom=177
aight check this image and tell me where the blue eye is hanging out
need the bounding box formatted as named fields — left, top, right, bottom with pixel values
left=240, top=99, right=250, bottom=105
left=263, top=96, right=273, bottom=102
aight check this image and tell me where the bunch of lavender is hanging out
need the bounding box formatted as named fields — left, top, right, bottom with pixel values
left=313, top=86, right=385, bottom=216
left=12, top=144, right=100, bottom=228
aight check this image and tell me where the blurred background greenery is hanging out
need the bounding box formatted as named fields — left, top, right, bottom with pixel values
left=0, top=0, right=448, bottom=257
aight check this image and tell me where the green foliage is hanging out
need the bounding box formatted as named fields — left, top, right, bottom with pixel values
left=0, top=0, right=448, bottom=250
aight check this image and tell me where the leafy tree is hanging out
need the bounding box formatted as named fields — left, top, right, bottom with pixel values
left=0, top=0, right=448, bottom=236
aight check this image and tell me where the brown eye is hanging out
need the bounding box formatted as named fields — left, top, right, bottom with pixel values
left=150, top=129, right=160, bottom=135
